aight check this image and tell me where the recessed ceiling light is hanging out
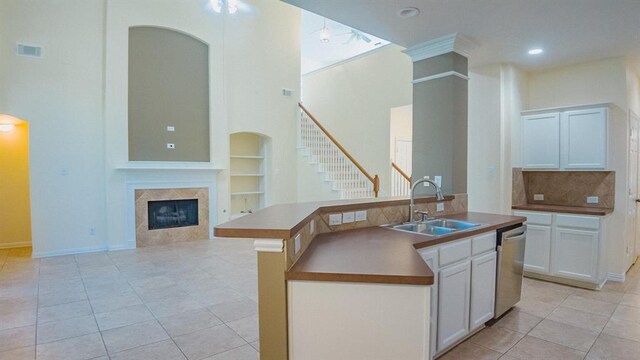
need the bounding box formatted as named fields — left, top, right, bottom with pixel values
left=397, top=7, right=420, bottom=18
left=528, top=48, right=544, bottom=55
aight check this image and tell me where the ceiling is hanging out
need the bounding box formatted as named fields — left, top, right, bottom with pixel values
left=285, top=0, right=640, bottom=70
left=301, top=10, right=389, bottom=74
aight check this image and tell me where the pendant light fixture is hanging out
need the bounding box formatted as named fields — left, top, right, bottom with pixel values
left=319, top=18, right=330, bottom=43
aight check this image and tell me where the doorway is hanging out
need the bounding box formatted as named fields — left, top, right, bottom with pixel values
left=390, top=105, right=413, bottom=196
left=632, top=110, right=640, bottom=269
left=0, top=115, right=31, bottom=249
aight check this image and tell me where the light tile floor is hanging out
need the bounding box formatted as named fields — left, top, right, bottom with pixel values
left=0, top=240, right=259, bottom=360
left=4, top=240, right=640, bottom=360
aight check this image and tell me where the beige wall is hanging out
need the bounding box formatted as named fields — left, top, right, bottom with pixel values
left=301, top=45, right=413, bottom=197
left=128, top=26, right=210, bottom=162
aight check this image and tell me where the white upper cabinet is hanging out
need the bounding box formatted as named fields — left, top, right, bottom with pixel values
left=522, top=104, right=608, bottom=170
left=522, top=113, right=561, bottom=169
left=560, top=108, right=607, bottom=169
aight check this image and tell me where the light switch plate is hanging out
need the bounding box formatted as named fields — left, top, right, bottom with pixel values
left=587, top=196, right=599, bottom=204
left=533, top=194, right=544, bottom=201
left=355, top=210, right=367, bottom=221
left=423, top=176, right=430, bottom=187
left=343, top=212, right=355, bottom=223
left=434, top=176, right=442, bottom=187
left=436, top=203, right=445, bottom=212
left=167, top=126, right=175, bottom=132
left=294, top=234, right=301, bottom=254
left=310, top=219, right=315, bottom=234
left=329, top=214, right=342, bottom=226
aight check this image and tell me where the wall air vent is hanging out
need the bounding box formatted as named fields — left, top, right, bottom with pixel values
left=16, top=43, right=42, bottom=58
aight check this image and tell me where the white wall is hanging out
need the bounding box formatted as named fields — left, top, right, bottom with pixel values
left=467, top=65, right=502, bottom=213
left=1, top=0, right=301, bottom=255
left=0, top=0, right=108, bottom=256
left=301, top=45, right=413, bottom=197
left=526, top=57, right=631, bottom=276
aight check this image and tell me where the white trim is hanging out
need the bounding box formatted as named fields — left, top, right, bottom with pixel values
left=607, top=272, right=626, bottom=282
left=33, top=245, right=108, bottom=258
left=0, top=241, right=31, bottom=249
left=254, top=239, right=284, bottom=253
left=116, top=162, right=222, bottom=171
left=412, top=71, right=469, bottom=84
left=402, top=33, right=476, bottom=62
left=521, top=102, right=613, bottom=115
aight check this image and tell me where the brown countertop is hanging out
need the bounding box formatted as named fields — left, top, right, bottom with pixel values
left=286, top=212, right=526, bottom=286
left=214, top=195, right=454, bottom=239
left=512, top=204, right=613, bottom=216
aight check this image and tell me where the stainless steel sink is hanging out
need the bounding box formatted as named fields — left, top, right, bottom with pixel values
left=386, top=218, right=481, bottom=237
left=423, top=219, right=480, bottom=230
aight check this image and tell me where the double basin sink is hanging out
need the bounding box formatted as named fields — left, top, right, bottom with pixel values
left=387, top=219, right=481, bottom=237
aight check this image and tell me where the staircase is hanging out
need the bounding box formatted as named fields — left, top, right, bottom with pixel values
left=298, top=103, right=379, bottom=200
left=391, top=161, right=412, bottom=197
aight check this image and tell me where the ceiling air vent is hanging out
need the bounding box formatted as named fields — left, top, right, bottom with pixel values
left=16, top=43, right=42, bottom=58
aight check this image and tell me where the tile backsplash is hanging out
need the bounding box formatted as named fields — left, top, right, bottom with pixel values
left=513, top=169, right=615, bottom=208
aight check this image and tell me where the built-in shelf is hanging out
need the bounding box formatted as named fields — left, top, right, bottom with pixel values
left=230, top=174, right=264, bottom=177
left=231, top=191, right=264, bottom=196
left=230, top=132, right=267, bottom=216
left=230, top=155, right=264, bottom=159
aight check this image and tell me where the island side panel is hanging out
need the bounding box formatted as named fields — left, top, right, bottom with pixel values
left=257, top=250, right=289, bottom=360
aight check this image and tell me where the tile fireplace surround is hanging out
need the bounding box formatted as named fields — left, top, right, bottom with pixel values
left=134, top=188, right=209, bottom=247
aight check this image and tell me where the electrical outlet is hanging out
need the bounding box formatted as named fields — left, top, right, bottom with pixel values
left=343, top=212, right=355, bottom=223
left=533, top=194, right=544, bottom=201
left=587, top=196, right=599, bottom=204
left=436, top=203, right=445, bottom=212
left=294, top=234, right=301, bottom=254
left=167, top=143, right=175, bottom=149
left=329, top=213, right=342, bottom=226
left=355, top=210, right=367, bottom=221
left=423, top=176, right=430, bottom=187
left=434, top=176, right=442, bottom=187
left=167, top=126, right=175, bottom=132
left=310, top=219, right=315, bottom=234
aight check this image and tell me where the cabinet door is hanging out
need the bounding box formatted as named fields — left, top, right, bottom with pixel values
left=470, top=251, right=497, bottom=331
left=522, top=113, right=561, bottom=169
left=437, top=261, right=471, bottom=352
left=419, top=249, right=439, bottom=359
left=561, top=108, right=607, bottom=169
left=523, top=224, right=552, bottom=274
left=552, top=227, right=599, bottom=282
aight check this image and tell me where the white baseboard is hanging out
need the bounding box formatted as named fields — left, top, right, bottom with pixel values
left=607, top=272, right=626, bottom=282
left=108, top=242, right=136, bottom=252
left=0, top=241, right=31, bottom=249
left=32, top=245, right=108, bottom=258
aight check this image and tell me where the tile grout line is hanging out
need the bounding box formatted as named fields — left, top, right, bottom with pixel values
left=77, top=254, right=111, bottom=359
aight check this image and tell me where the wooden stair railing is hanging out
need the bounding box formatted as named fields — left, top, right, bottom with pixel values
left=299, top=103, right=380, bottom=197
left=391, top=161, right=411, bottom=197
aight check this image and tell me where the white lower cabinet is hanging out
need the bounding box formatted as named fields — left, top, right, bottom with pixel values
left=437, top=260, right=471, bottom=352
left=523, top=224, right=552, bottom=274
left=419, top=231, right=498, bottom=357
left=514, top=210, right=605, bottom=287
left=552, top=227, right=599, bottom=282
left=470, top=251, right=497, bottom=331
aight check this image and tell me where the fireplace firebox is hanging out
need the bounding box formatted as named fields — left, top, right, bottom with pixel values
left=148, top=199, right=198, bottom=230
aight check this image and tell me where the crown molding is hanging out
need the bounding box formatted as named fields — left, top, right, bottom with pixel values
left=402, top=33, right=476, bottom=62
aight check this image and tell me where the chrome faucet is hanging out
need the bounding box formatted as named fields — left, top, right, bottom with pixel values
left=409, top=178, right=445, bottom=223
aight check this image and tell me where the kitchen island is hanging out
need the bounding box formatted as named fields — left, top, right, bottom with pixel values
left=215, top=194, right=525, bottom=360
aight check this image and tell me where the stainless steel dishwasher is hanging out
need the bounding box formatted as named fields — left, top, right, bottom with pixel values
left=494, top=224, right=527, bottom=318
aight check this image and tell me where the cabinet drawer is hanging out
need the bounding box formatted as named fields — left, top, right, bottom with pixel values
left=440, top=239, right=471, bottom=267
left=513, top=211, right=552, bottom=226
left=472, top=232, right=496, bottom=256
left=556, top=214, right=600, bottom=230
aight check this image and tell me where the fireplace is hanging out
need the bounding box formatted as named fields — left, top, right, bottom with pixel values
left=148, top=199, right=198, bottom=230
left=134, top=187, right=209, bottom=247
